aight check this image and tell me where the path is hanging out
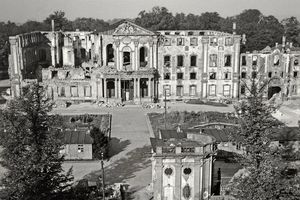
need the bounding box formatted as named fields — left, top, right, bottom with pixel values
left=60, top=105, right=152, bottom=198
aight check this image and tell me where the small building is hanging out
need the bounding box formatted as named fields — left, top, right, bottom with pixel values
left=61, top=130, right=93, bottom=160
left=150, top=129, right=217, bottom=200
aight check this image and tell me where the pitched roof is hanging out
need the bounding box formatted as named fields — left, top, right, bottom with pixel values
left=63, top=130, right=93, bottom=144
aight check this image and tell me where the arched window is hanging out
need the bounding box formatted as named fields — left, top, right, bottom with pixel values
left=106, top=44, right=114, bottom=64
left=139, top=47, right=148, bottom=67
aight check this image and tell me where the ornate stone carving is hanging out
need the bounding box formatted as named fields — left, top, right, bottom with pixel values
left=122, top=37, right=131, bottom=44
left=114, top=21, right=155, bottom=36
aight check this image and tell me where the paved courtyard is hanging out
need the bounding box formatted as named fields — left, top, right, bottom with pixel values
left=56, top=102, right=234, bottom=198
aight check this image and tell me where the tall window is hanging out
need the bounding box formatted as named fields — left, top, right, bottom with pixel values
left=241, top=72, right=247, bottom=79
left=210, top=54, right=217, bottom=67
left=139, top=47, right=148, bottom=67
left=58, top=87, right=65, bottom=97
left=241, top=85, right=246, bottom=95
left=242, top=55, right=247, bottom=66
left=163, top=85, right=171, bottom=96
left=176, top=85, right=184, bottom=96
left=190, top=85, right=196, bottom=96
left=190, top=55, right=197, bottom=66
left=177, top=55, right=184, bottom=67
left=164, top=55, right=171, bottom=67
left=224, top=55, right=231, bottom=67
left=223, top=85, right=231, bottom=96
left=70, top=86, right=78, bottom=97
left=209, top=85, right=216, bottom=96
left=177, top=38, right=184, bottom=46
left=84, top=86, right=92, bottom=97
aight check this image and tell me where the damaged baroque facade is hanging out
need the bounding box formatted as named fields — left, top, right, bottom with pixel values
left=8, top=20, right=241, bottom=103
left=240, top=37, right=300, bottom=99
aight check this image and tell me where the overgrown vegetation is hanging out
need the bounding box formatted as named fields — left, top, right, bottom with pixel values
left=0, top=83, right=73, bottom=200
left=228, top=77, right=300, bottom=199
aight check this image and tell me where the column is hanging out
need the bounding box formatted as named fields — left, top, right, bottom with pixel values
left=149, top=42, right=153, bottom=68
left=137, top=78, right=140, bottom=98
left=148, top=78, right=151, bottom=97
left=115, top=47, right=119, bottom=70
left=118, top=78, right=121, bottom=99
left=133, top=78, right=137, bottom=99
left=98, top=79, right=103, bottom=99
left=202, top=82, right=207, bottom=98
left=103, top=79, right=107, bottom=99
left=153, top=39, right=158, bottom=69
left=134, top=41, right=139, bottom=70
left=174, top=160, right=181, bottom=199
left=202, top=37, right=209, bottom=74
left=114, top=78, right=117, bottom=98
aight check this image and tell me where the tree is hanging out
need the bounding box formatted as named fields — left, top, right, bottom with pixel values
left=44, top=10, right=72, bottom=31
left=230, top=9, right=284, bottom=52
left=135, top=6, right=176, bottom=30
left=282, top=17, right=300, bottom=47
left=0, top=83, right=73, bottom=200
left=228, top=77, right=300, bottom=199
left=90, top=127, right=109, bottom=159
left=72, top=18, right=110, bottom=32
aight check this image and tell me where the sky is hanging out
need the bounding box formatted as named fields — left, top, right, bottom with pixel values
left=1, top=0, right=300, bottom=23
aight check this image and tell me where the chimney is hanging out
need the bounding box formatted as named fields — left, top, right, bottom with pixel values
left=290, top=42, right=293, bottom=48
left=51, top=20, right=55, bottom=32
left=233, top=22, right=236, bottom=35
left=282, top=36, right=286, bottom=47
left=276, top=42, right=278, bottom=48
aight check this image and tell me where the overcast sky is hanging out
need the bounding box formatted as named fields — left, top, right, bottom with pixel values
left=1, top=0, right=299, bottom=23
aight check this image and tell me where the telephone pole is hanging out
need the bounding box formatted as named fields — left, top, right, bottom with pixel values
left=101, top=152, right=105, bottom=200
left=164, top=89, right=167, bottom=129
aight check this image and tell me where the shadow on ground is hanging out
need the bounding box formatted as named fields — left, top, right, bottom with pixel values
left=84, top=145, right=152, bottom=185
left=107, top=137, right=131, bottom=159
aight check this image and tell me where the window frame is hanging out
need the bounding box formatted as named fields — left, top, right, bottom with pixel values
left=177, top=38, right=184, bottom=46
left=224, top=55, right=232, bottom=67
left=177, top=55, right=184, bottom=67
left=177, top=72, right=184, bottom=80
left=209, top=84, right=216, bottom=96
left=223, top=84, right=231, bottom=97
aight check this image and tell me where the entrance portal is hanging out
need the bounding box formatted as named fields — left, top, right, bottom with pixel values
left=121, top=79, right=134, bottom=101
left=268, top=86, right=281, bottom=99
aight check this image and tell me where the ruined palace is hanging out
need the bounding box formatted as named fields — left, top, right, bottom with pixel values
left=240, top=38, right=300, bottom=99
left=8, top=20, right=241, bottom=103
